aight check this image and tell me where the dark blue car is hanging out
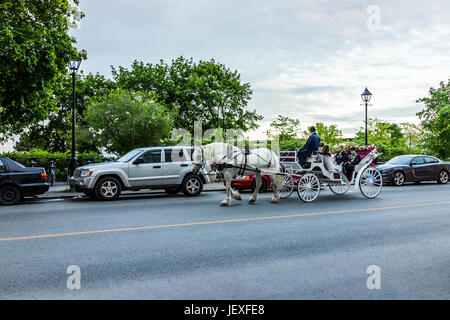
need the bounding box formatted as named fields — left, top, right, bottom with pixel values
left=0, top=157, right=49, bottom=205
left=377, top=155, right=450, bottom=186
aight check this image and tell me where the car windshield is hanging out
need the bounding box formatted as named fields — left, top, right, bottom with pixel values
left=116, top=150, right=142, bottom=162
left=386, top=156, right=413, bottom=165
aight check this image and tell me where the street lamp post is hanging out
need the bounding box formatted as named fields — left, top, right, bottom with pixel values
left=361, top=87, right=372, bottom=146
left=68, top=58, right=81, bottom=177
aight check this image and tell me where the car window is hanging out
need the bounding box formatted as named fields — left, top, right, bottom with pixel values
left=142, top=150, right=161, bottom=163
left=0, top=159, right=7, bottom=173
left=117, top=149, right=142, bottom=162
left=386, top=156, right=413, bottom=165
left=411, top=156, right=425, bottom=165
left=164, top=149, right=187, bottom=162
left=425, top=156, right=438, bottom=164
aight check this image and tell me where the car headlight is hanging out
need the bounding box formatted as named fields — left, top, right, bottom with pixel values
left=80, top=169, right=92, bottom=177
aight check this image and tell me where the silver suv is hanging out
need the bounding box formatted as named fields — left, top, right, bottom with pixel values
left=69, top=146, right=216, bottom=201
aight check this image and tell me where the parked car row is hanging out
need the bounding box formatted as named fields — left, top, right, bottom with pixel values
left=0, top=145, right=217, bottom=205
left=1, top=149, right=448, bottom=205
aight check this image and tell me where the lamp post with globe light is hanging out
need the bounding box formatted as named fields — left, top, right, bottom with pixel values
left=361, top=87, right=372, bottom=146
left=68, top=58, right=81, bottom=177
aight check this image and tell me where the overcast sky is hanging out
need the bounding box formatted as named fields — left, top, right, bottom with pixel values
left=2, top=0, right=450, bottom=152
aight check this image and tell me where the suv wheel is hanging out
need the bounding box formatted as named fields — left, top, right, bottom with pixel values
left=0, top=186, right=22, bottom=205
left=182, top=175, right=203, bottom=197
left=95, top=176, right=121, bottom=201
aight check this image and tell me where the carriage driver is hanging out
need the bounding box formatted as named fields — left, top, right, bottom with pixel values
left=296, top=126, right=321, bottom=168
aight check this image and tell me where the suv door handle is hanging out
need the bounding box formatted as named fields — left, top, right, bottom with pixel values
left=153, top=165, right=161, bottom=168
left=180, top=164, right=188, bottom=167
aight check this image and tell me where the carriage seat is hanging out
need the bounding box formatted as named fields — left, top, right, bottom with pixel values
left=322, top=156, right=343, bottom=172
left=353, top=150, right=375, bottom=173
left=306, top=151, right=321, bottom=163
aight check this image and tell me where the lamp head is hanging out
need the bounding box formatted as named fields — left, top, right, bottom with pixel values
left=361, top=87, right=372, bottom=103
left=68, top=58, right=81, bottom=72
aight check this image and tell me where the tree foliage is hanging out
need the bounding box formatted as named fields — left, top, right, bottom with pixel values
left=0, top=0, right=84, bottom=135
left=314, top=122, right=343, bottom=147
left=399, top=122, right=422, bottom=151
left=267, top=115, right=303, bottom=150
left=15, top=73, right=116, bottom=152
left=112, top=57, right=262, bottom=133
left=416, top=79, right=450, bottom=160
left=86, top=90, right=172, bottom=155
left=353, top=119, right=413, bottom=159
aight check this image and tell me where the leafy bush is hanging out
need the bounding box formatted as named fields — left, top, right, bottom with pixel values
left=0, top=149, right=104, bottom=181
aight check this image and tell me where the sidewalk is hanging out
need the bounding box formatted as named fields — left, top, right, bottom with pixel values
left=38, top=181, right=226, bottom=199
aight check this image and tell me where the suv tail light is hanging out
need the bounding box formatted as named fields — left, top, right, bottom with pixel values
left=41, top=172, right=47, bottom=181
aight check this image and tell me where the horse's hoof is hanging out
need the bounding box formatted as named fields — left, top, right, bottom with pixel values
left=249, top=199, right=255, bottom=204
left=235, top=196, right=242, bottom=201
left=220, top=202, right=229, bottom=207
left=270, top=199, right=278, bottom=204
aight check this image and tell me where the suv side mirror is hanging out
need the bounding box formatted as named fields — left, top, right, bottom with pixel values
left=133, top=157, right=144, bottom=165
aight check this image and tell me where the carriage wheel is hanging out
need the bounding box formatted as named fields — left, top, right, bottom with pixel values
left=278, top=174, right=294, bottom=199
left=359, top=166, right=383, bottom=199
left=297, top=173, right=320, bottom=202
left=329, top=184, right=349, bottom=195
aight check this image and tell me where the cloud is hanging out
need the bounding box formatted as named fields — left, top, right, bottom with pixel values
left=69, top=0, right=450, bottom=141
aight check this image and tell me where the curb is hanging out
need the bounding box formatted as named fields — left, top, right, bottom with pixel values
left=37, top=188, right=227, bottom=200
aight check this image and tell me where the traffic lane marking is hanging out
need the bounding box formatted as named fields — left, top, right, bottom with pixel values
left=0, top=200, right=449, bottom=242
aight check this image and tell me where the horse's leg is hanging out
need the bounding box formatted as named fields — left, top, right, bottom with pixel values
left=249, top=172, right=262, bottom=203
left=270, top=174, right=281, bottom=203
left=221, top=170, right=232, bottom=207
left=231, top=188, right=242, bottom=201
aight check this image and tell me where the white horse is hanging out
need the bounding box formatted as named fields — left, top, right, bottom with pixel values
left=192, top=142, right=282, bottom=206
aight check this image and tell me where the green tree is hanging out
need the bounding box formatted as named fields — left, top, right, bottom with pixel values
left=267, top=115, right=303, bottom=150
left=399, top=122, right=422, bottom=152
left=314, top=122, right=343, bottom=148
left=416, top=79, right=450, bottom=159
left=113, top=57, right=262, bottom=133
left=353, top=119, right=410, bottom=158
left=15, top=72, right=116, bottom=152
left=86, top=90, right=172, bottom=155
left=0, top=0, right=85, bottom=135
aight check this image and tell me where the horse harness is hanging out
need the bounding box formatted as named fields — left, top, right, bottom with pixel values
left=212, top=147, right=274, bottom=176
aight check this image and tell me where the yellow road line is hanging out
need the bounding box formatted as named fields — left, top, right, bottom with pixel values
left=1, top=201, right=449, bottom=242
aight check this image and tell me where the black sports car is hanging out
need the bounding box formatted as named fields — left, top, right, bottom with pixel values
left=377, top=155, right=450, bottom=186
left=0, top=157, right=49, bottom=205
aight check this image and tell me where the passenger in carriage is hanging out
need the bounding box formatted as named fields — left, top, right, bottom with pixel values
left=331, top=149, right=337, bottom=162
left=343, top=147, right=361, bottom=175
left=320, top=144, right=331, bottom=157
left=334, top=145, right=348, bottom=170
left=297, top=126, right=321, bottom=167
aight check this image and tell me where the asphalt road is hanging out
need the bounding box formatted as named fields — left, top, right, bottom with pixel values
left=0, top=182, right=449, bottom=299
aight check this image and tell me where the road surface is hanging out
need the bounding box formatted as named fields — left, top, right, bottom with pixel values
left=0, top=183, right=449, bottom=299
